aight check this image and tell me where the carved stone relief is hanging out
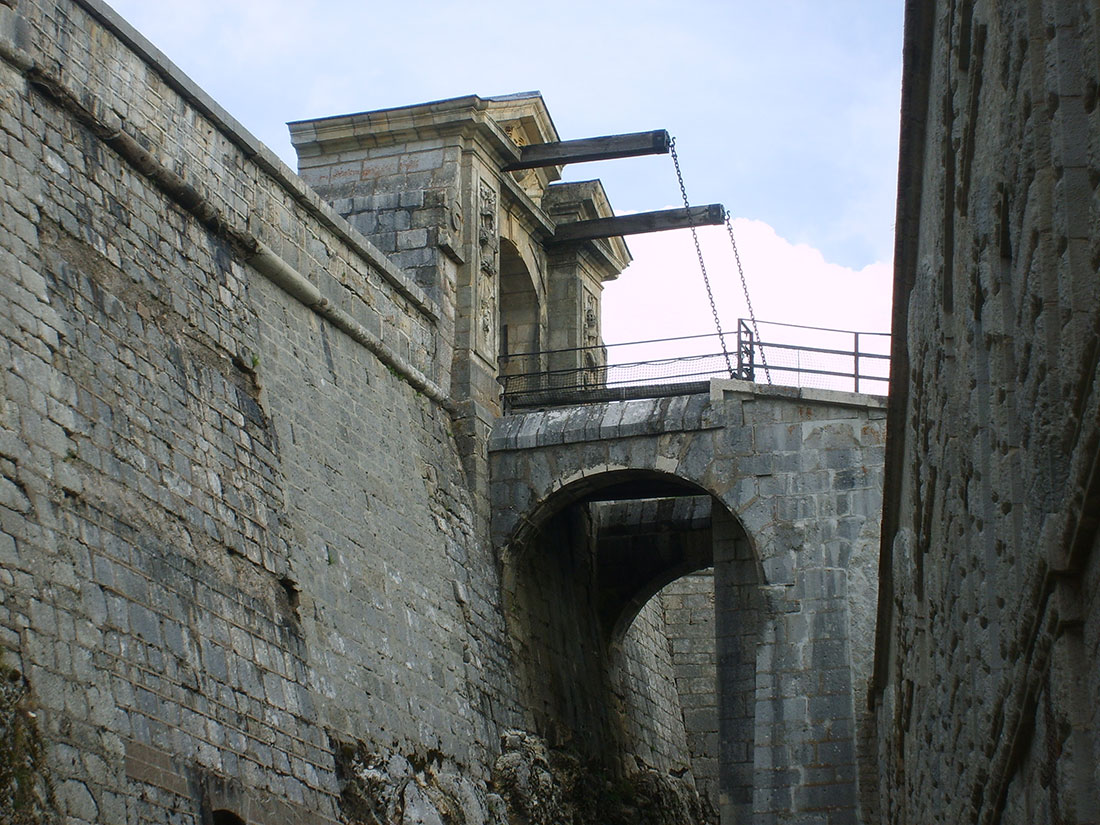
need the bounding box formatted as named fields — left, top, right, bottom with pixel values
left=503, top=124, right=528, bottom=148
left=478, top=180, right=499, bottom=276
left=584, top=291, right=599, bottom=348
left=504, top=123, right=539, bottom=192
left=477, top=180, right=499, bottom=353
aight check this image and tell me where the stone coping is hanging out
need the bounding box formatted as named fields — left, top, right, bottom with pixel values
left=709, top=377, right=889, bottom=409
left=490, top=379, right=887, bottom=452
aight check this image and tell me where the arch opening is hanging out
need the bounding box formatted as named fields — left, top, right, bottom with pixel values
left=498, top=238, right=541, bottom=379
left=503, top=468, right=762, bottom=822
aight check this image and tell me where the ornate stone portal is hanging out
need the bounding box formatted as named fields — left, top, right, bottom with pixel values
left=290, top=94, right=633, bottom=507
left=290, top=92, right=633, bottom=415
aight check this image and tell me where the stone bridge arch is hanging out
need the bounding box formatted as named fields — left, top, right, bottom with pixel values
left=490, top=380, right=888, bottom=824
left=496, top=465, right=762, bottom=641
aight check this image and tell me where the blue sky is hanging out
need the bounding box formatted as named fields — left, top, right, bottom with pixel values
left=105, top=0, right=904, bottom=342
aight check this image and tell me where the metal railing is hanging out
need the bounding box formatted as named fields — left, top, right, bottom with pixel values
left=739, top=320, right=891, bottom=395
left=499, top=319, right=889, bottom=410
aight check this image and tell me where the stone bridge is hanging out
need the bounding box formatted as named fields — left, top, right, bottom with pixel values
left=489, top=379, right=887, bottom=823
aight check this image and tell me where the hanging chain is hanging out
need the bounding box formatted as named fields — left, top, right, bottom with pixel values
left=670, top=137, right=734, bottom=378
left=669, top=137, right=772, bottom=385
left=723, top=211, right=771, bottom=384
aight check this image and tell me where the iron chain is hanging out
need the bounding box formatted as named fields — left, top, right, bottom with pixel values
left=670, top=137, right=734, bottom=378
left=670, top=138, right=771, bottom=384
left=724, top=211, right=771, bottom=384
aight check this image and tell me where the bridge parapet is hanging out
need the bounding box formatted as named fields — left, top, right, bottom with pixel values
left=492, top=378, right=886, bottom=453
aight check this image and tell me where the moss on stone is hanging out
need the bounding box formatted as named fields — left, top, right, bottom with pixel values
left=0, top=660, right=57, bottom=825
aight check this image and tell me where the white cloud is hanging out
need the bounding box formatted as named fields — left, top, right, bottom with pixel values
left=602, top=219, right=892, bottom=346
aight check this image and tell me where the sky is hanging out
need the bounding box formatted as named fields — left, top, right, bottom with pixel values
left=105, top=0, right=905, bottom=353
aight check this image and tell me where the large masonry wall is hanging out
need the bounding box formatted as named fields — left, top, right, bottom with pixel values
left=660, top=572, right=719, bottom=809
left=0, top=1, right=900, bottom=823
left=874, top=1, right=1100, bottom=822
left=0, top=3, right=722, bottom=824
left=0, top=1, right=517, bottom=822
left=613, top=589, right=693, bottom=777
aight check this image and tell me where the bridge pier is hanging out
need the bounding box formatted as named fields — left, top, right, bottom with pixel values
left=714, top=508, right=762, bottom=823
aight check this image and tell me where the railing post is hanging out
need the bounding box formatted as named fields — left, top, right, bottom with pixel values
left=738, top=319, right=755, bottom=381
left=737, top=321, right=744, bottom=378
left=854, top=332, right=860, bottom=393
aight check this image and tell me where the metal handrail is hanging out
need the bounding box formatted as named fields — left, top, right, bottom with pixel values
left=499, top=319, right=890, bottom=409
left=501, top=331, right=732, bottom=359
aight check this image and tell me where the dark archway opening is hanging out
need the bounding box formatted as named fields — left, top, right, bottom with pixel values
left=504, top=470, right=761, bottom=823
left=498, top=238, right=541, bottom=379
left=212, top=811, right=246, bottom=825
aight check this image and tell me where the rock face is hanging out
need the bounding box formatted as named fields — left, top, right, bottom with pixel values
left=332, top=731, right=714, bottom=825
left=0, top=659, right=55, bottom=825
left=490, top=730, right=715, bottom=825
left=874, top=1, right=1100, bottom=822
left=334, top=740, right=507, bottom=825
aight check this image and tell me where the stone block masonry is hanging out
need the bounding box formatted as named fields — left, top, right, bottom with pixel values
left=874, top=1, right=1100, bottom=823
left=0, top=0, right=894, bottom=823
left=0, top=1, right=514, bottom=822
left=4, top=0, right=1095, bottom=821
left=490, top=383, right=887, bottom=824
left=659, top=571, right=719, bottom=809
left=614, top=592, right=693, bottom=777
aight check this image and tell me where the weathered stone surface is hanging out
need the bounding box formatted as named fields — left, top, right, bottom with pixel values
left=0, top=1, right=900, bottom=824
left=491, top=730, right=715, bottom=825
left=658, top=573, right=719, bottom=810
left=874, top=1, right=1100, bottom=823
left=0, top=1, right=510, bottom=821
left=334, top=740, right=503, bottom=825
left=0, top=658, right=57, bottom=824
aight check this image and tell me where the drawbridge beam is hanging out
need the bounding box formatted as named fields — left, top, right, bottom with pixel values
left=551, top=204, right=726, bottom=243
left=502, top=129, right=671, bottom=171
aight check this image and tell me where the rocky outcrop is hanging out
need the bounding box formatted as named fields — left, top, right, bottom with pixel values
left=334, top=730, right=715, bottom=825
left=334, top=738, right=509, bottom=825
left=491, top=730, right=715, bottom=825
left=0, top=661, right=56, bottom=825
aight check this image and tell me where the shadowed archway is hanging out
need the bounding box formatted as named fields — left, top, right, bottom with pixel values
left=491, top=387, right=888, bottom=823
left=498, top=237, right=542, bottom=378
left=500, top=469, right=762, bottom=820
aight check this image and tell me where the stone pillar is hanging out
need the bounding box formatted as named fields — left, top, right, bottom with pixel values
left=714, top=512, right=759, bottom=824
left=542, top=182, right=630, bottom=382
left=661, top=571, right=720, bottom=809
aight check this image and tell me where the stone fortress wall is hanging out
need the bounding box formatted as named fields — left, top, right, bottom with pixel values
left=873, top=1, right=1100, bottom=823
left=489, top=386, right=888, bottom=824
left=0, top=1, right=515, bottom=821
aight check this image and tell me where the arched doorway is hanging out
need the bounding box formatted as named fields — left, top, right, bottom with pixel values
left=498, top=238, right=541, bottom=379
left=501, top=469, right=762, bottom=822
